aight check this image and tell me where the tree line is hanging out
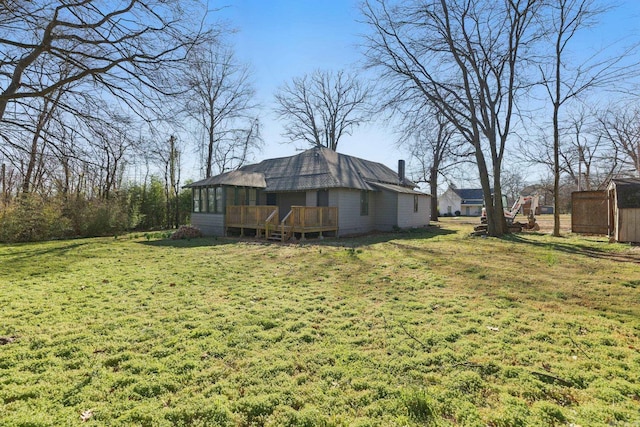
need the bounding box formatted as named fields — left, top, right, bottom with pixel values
left=1, top=0, right=639, bottom=241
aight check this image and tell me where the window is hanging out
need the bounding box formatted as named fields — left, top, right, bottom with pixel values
left=207, top=187, right=215, bottom=212
left=414, top=195, right=419, bottom=212
left=215, top=187, right=224, bottom=213
left=317, top=190, right=329, bottom=207
left=235, top=187, right=247, bottom=205
left=360, top=191, right=369, bottom=216
left=193, top=188, right=201, bottom=213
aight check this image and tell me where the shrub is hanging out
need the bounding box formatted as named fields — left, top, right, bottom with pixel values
left=170, top=225, right=204, bottom=240
left=0, top=195, right=71, bottom=242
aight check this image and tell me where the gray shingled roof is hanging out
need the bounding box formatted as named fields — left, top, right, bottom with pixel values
left=188, top=147, right=419, bottom=193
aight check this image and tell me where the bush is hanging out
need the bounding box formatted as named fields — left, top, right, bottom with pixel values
left=170, top=225, right=204, bottom=240
left=0, top=195, right=71, bottom=243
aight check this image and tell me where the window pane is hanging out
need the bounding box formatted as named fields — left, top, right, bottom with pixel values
left=360, top=191, right=369, bottom=216
left=236, top=188, right=246, bottom=205
left=193, top=188, right=201, bottom=213
left=215, top=187, right=224, bottom=213
left=207, top=188, right=215, bottom=212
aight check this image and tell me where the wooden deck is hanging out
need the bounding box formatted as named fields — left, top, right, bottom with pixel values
left=225, top=205, right=338, bottom=241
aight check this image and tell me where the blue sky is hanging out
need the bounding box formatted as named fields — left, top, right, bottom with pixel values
left=204, top=0, right=640, bottom=187
left=211, top=0, right=402, bottom=174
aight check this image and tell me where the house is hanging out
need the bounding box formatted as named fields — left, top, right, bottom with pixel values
left=607, top=178, right=640, bottom=243
left=438, top=186, right=485, bottom=216
left=186, top=147, right=431, bottom=239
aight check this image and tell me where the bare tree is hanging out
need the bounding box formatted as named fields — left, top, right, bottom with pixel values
left=598, top=106, right=640, bottom=177
left=147, top=134, right=183, bottom=228
left=161, top=135, right=182, bottom=229
left=0, top=0, right=209, bottom=120
left=362, top=0, right=539, bottom=236
left=274, top=69, right=371, bottom=151
left=184, top=41, right=261, bottom=177
left=521, top=106, right=619, bottom=196
left=501, top=168, right=527, bottom=206
left=403, top=112, right=468, bottom=221
left=83, top=111, right=135, bottom=200
left=537, top=0, right=637, bottom=235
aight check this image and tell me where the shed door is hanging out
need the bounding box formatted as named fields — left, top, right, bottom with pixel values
left=571, top=191, right=608, bottom=234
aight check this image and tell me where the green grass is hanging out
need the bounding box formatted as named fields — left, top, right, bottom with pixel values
left=1, top=220, right=639, bottom=426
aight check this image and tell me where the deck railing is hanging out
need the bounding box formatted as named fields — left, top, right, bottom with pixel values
left=226, top=205, right=338, bottom=240
left=226, top=205, right=278, bottom=236
left=264, top=209, right=279, bottom=239
left=280, top=206, right=338, bottom=241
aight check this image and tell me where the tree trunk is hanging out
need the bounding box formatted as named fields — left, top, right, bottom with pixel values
left=429, top=166, right=439, bottom=221
left=477, top=151, right=506, bottom=237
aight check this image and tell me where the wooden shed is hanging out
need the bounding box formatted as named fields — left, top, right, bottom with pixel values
left=608, top=178, right=640, bottom=243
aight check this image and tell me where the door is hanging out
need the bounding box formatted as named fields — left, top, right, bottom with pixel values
left=571, top=190, right=608, bottom=234
left=317, top=190, right=329, bottom=207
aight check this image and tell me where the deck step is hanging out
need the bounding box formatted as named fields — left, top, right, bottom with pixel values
left=267, top=232, right=283, bottom=241
left=267, top=231, right=292, bottom=242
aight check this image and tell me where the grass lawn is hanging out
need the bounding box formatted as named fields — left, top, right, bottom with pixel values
left=1, top=218, right=639, bottom=426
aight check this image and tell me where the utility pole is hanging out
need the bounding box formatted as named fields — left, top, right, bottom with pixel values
left=577, top=146, right=584, bottom=191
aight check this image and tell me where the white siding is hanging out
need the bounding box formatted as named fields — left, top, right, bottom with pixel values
left=333, top=188, right=377, bottom=236
left=191, top=213, right=225, bottom=236
left=397, top=193, right=431, bottom=228
left=374, top=190, right=399, bottom=231
left=439, top=188, right=461, bottom=215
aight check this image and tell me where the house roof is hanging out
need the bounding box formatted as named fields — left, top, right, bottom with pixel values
left=370, top=182, right=425, bottom=195
left=187, top=147, right=424, bottom=194
left=610, top=178, right=640, bottom=209
left=449, top=188, right=488, bottom=205
left=198, top=170, right=267, bottom=188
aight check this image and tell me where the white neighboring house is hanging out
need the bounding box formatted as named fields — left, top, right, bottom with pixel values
left=438, top=187, right=486, bottom=216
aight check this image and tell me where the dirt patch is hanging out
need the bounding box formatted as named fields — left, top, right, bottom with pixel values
left=532, top=214, right=572, bottom=234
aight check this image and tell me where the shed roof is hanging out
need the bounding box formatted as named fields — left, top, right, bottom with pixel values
left=610, top=178, right=640, bottom=209
left=187, top=147, right=422, bottom=193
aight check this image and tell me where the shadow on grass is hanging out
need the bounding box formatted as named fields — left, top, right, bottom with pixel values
left=0, top=241, right=91, bottom=277
left=139, top=225, right=457, bottom=249
left=502, top=233, right=640, bottom=264
left=319, top=224, right=458, bottom=248
left=139, top=236, right=239, bottom=248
